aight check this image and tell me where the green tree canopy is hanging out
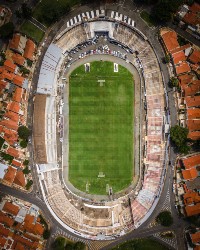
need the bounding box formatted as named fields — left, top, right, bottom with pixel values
left=169, top=77, right=179, bottom=87
left=0, top=22, right=15, bottom=39
left=156, top=211, right=173, bottom=227
left=43, top=229, right=51, bottom=239
left=170, top=125, right=188, bottom=148
left=18, top=126, right=31, bottom=140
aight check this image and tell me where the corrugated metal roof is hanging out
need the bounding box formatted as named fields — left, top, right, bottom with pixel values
left=37, top=44, right=62, bottom=95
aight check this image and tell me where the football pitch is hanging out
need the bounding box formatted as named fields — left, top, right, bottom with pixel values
left=68, top=61, right=134, bottom=195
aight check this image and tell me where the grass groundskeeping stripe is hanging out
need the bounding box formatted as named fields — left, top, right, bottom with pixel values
left=69, top=61, right=134, bottom=195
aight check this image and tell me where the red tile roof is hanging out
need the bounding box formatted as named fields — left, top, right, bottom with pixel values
left=183, top=80, right=200, bottom=96
left=171, top=44, right=191, bottom=55
left=13, top=87, right=22, bottom=103
left=161, top=30, right=180, bottom=52
left=12, top=159, right=22, bottom=167
left=7, top=147, right=20, bottom=158
left=188, top=131, right=200, bottom=140
left=187, top=108, right=200, bottom=119
left=0, top=225, right=9, bottom=237
left=178, top=74, right=194, bottom=86
left=0, top=211, right=14, bottom=227
left=12, top=234, right=39, bottom=249
left=3, top=166, right=17, bottom=184
left=185, top=96, right=200, bottom=108
left=182, top=168, right=198, bottom=180
left=187, top=119, right=200, bottom=131
left=176, top=62, right=191, bottom=75
left=172, top=51, right=186, bottom=65
left=9, top=34, right=20, bottom=51
left=33, top=223, right=44, bottom=235
left=3, top=129, right=18, bottom=145
left=184, top=191, right=200, bottom=205
left=185, top=203, right=200, bottom=216
left=182, top=154, right=200, bottom=169
left=15, top=242, right=25, bottom=250
left=12, top=53, right=25, bottom=66
left=4, top=59, right=17, bottom=73
left=191, top=231, right=200, bottom=243
left=14, top=171, right=25, bottom=187
left=0, top=68, right=15, bottom=81
left=4, top=111, right=19, bottom=122
left=24, top=39, right=36, bottom=61
left=0, top=80, right=7, bottom=93
left=13, top=75, right=25, bottom=87
left=3, top=201, right=20, bottom=216
left=0, top=119, right=18, bottom=131
left=189, top=50, right=200, bottom=64
left=7, top=101, right=20, bottom=114
left=0, top=235, right=6, bottom=247
left=183, top=2, right=200, bottom=25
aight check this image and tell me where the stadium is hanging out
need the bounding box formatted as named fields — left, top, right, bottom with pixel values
left=33, top=9, right=168, bottom=240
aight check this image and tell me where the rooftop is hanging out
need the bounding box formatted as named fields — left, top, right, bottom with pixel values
left=187, top=108, right=200, bottom=119
left=189, top=49, right=200, bottom=64
left=185, top=96, right=200, bottom=108
left=182, top=168, right=198, bottom=180
left=187, top=119, right=200, bottom=131
left=185, top=203, right=200, bottom=216
left=182, top=154, right=200, bottom=169
left=161, top=30, right=180, bottom=52
left=3, top=201, right=20, bottom=216
left=176, top=62, right=191, bottom=75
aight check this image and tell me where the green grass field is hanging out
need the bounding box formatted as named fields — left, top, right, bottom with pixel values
left=68, top=61, right=134, bottom=195
left=20, top=21, right=44, bottom=43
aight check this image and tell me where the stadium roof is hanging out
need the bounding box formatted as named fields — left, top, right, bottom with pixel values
left=37, top=44, right=62, bottom=95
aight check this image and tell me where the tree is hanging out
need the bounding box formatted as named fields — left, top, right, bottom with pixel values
left=73, top=242, right=85, bottom=250
left=0, top=22, right=14, bottom=39
left=52, top=237, right=65, bottom=250
left=169, top=77, right=179, bottom=87
left=156, top=211, right=173, bottom=227
left=23, top=159, right=29, bottom=166
left=43, top=229, right=51, bottom=239
left=21, top=3, right=32, bottom=19
left=152, top=2, right=172, bottom=23
left=20, top=140, right=28, bottom=148
left=18, top=126, right=31, bottom=140
left=170, top=125, right=188, bottom=148
left=164, top=54, right=170, bottom=64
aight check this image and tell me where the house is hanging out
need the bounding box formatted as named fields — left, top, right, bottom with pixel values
left=13, top=75, right=25, bottom=87
left=4, top=111, right=19, bottom=122
left=0, top=211, right=14, bottom=227
left=3, top=129, right=18, bottom=145
left=186, top=177, right=200, bottom=190
left=183, top=191, right=200, bottom=205
left=185, top=203, right=200, bottom=216
left=13, top=87, right=22, bottom=103
left=187, top=119, right=200, bottom=131
left=7, top=101, right=20, bottom=114
left=175, top=62, right=191, bottom=75
left=7, top=147, right=20, bottom=158
left=3, top=60, right=17, bottom=73
left=0, top=119, right=18, bottom=131
left=12, top=159, right=22, bottom=168
left=183, top=2, right=200, bottom=26
left=3, top=166, right=17, bottom=184
left=12, top=53, right=25, bottom=66
left=2, top=201, right=20, bottom=216
left=187, top=108, right=200, bottom=119
left=191, top=231, right=200, bottom=244
left=182, top=154, right=200, bottom=169
left=0, top=68, right=15, bottom=81
left=9, top=34, right=27, bottom=55
left=188, top=49, right=200, bottom=64
left=160, top=29, right=180, bottom=53
left=185, top=96, right=200, bottom=108
left=172, top=51, right=186, bottom=65
left=183, top=80, right=200, bottom=96
left=188, top=131, right=200, bottom=140
left=182, top=168, right=198, bottom=180
left=178, top=74, right=194, bottom=86
left=13, top=171, right=26, bottom=187
left=24, top=39, right=36, bottom=61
